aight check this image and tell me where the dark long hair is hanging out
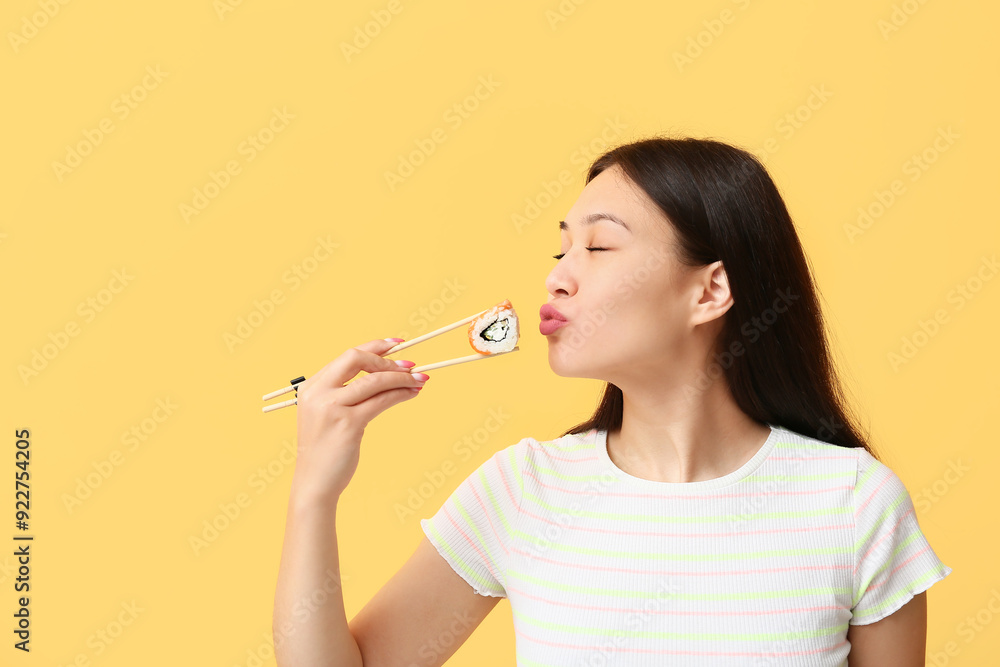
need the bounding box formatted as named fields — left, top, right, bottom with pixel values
left=559, top=136, right=877, bottom=458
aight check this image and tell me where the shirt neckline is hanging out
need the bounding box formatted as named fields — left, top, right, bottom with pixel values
left=595, top=423, right=782, bottom=491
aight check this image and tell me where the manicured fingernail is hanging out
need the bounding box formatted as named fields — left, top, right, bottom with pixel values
left=394, top=359, right=415, bottom=368
left=412, top=372, right=429, bottom=382
left=385, top=337, right=405, bottom=343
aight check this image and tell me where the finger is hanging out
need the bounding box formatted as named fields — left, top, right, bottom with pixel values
left=297, top=338, right=404, bottom=395
left=350, top=385, right=423, bottom=425
left=335, top=366, right=426, bottom=407
left=312, top=338, right=411, bottom=390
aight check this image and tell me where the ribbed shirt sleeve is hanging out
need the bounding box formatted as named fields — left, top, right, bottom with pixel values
left=420, top=438, right=527, bottom=598
left=851, top=449, right=952, bottom=625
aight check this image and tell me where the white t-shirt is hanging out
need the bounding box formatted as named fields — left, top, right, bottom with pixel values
left=420, top=423, right=952, bottom=666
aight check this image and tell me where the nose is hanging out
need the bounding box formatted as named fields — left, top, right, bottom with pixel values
left=545, top=256, right=577, bottom=299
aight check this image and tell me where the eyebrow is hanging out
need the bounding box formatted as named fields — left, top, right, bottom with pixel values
left=559, top=212, right=632, bottom=233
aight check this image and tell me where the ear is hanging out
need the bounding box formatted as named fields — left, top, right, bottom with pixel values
left=690, top=260, right=734, bottom=326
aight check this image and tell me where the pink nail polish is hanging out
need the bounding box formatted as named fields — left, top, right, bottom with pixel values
left=385, top=337, right=405, bottom=343
left=394, top=359, right=415, bottom=368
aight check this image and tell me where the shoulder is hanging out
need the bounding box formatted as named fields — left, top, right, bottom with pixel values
left=492, top=429, right=603, bottom=481
left=853, top=447, right=913, bottom=518
left=769, top=425, right=908, bottom=497
left=455, top=431, right=596, bottom=513
left=763, top=424, right=863, bottom=481
left=498, top=429, right=600, bottom=459
left=517, top=428, right=602, bottom=465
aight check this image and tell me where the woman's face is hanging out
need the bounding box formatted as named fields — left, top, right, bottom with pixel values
left=543, top=164, right=713, bottom=385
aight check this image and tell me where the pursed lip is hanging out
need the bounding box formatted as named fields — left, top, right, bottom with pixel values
left=539, top=303, right=568, bottom=322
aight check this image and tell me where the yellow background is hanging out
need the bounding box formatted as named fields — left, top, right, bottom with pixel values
left=3, top=0, right=997, bottom=665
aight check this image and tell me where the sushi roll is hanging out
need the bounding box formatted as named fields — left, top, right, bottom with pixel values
left=468, top=299, right=519, bottom=354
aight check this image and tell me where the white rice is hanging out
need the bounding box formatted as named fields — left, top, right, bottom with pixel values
left=469, top=303, right=519, bottom=354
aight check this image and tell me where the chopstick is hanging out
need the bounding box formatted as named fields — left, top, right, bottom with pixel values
left=261, top=305, right=517, bottom=412
left=262, top=396, right=300, bottom=413
left=261, top=307, right=489, bottom=402
left=261, top=346, right=519, bottom=413
left=383, top=307, right=491, bottom=355
left=410, top=346, right=518, bottom=373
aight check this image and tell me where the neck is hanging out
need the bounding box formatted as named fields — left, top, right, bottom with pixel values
left=608, top=377, right=770, bottom=484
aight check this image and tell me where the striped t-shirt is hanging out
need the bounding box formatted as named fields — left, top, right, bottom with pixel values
left=420, top=423, right=952, bottom=666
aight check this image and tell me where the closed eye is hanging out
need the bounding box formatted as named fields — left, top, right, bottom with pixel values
left=552, top=247, right=609, bottom=260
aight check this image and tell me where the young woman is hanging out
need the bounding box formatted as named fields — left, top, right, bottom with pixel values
left=273, top=137, right=951, bottom=667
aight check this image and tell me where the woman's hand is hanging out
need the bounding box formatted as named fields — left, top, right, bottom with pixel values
left=291, top=337, right=429, bottom=503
